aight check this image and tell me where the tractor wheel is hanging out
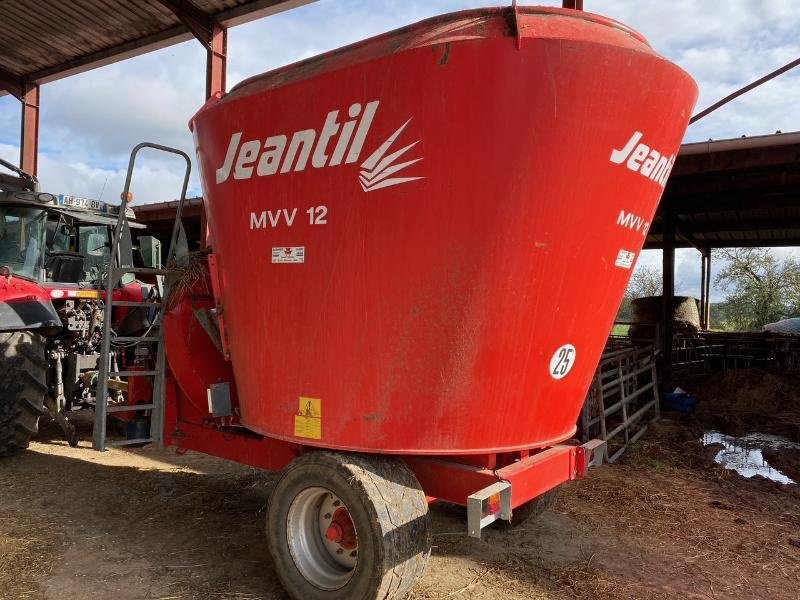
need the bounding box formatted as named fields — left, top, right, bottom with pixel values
left=267, top=451, right=431, bottom=600
left=0, top=331, right=48, bottom=457
left=492, top=488, right=560, bottom=530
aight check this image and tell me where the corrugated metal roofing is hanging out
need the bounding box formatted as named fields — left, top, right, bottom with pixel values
left=0, top=0, right=313, bottom=89
left=647, top=131, right=800, bottom=249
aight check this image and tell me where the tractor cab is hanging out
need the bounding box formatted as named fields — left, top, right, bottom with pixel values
left=0, top=191, right=144, bottom=288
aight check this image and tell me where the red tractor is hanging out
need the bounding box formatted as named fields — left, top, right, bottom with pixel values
left=0, top=157, right=162, bottom=454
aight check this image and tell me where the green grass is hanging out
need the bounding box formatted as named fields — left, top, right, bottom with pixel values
left=611, top=324, right=630, bottom=336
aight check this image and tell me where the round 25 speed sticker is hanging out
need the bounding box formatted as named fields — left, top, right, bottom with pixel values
left=549, top=344, right=576, bottom=380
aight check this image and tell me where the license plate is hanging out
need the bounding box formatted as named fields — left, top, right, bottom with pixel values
left=59, top=195, right=105, bottom=211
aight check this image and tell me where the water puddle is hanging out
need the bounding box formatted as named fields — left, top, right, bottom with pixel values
left=701, top=431, right=798, bottom=485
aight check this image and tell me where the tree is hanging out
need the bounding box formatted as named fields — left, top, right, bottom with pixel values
left=713, top=248, right=800, bottom=331
left=626, top=265, right=663, bottom=300
left=617, top=265, right=663, bottom=321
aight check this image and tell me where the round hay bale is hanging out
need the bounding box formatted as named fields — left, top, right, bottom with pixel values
left=763, top=318, right=800, bottom=336
left=629, top=295, right=700, bottom=342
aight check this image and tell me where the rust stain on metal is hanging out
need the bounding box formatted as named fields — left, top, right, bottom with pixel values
left=438, top=42, right=451, bottom=66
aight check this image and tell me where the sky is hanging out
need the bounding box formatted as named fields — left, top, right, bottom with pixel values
left=1, top=0, right=798, bottom=299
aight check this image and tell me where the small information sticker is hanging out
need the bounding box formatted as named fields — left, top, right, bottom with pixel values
left=294, top=396, right=322, bottom=439
left=272, top=246, right=305, bottom=264
left=614, top=249, right=636, bottom=269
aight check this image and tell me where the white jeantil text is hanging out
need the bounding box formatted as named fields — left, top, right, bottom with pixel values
left=216, top=101, right=380, bottom=184
left=609, top=131, right=674, bottom=188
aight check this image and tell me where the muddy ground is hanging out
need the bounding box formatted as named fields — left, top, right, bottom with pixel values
left=1, top=380, right=799, bottom=600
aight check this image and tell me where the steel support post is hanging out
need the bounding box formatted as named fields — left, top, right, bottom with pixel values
left=703, top=249, right=712, bottom=329
left=20, top=82, right=40, bottom=176
left=202, top=24, right=226, bottom=247
left=206, top=23, right=227, bottom=99
left=562, top=0, right=584, bottom=9
left=662, top=216, right=676, bottom=382
left=700, top=250, right=707, bottom=330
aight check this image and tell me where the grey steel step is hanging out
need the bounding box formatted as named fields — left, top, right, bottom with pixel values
left=111, top=301, right=163, bottom=307
left=109, top=370, right=158, bottom=377
left=109, top=437, right=152, bottom=447
left=113, top=336, right=160, bottom=343
left=112, top=267, right=172, bottom=276
left=107, top=404, right=155, bottom=413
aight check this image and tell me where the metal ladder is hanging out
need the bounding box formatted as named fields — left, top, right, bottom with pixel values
left=92, top=143, right=191, bottom=451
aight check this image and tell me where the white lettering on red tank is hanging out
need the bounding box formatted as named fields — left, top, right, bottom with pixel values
left=616, top=210, right=651, bottom=236
left=215, top=100, right=424, bottom=194
left=249, top=208, right=298, bottom=229
left=609, top=131, right=675, bottom=188
left=216, top=101, right=379, bottom=184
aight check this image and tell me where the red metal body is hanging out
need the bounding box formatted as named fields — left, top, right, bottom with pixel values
left=185, top=6, right=697, bottom=455
left=164, top=6, right=696, bottom=509
left=0, top=273, right=50, bottom=304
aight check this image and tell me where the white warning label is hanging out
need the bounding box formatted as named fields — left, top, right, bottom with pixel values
left=272, top=246, right=305, bottom=264
left=614, top=249, right=636, bottom=269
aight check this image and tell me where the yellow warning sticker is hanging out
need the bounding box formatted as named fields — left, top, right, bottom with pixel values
left=294, top=397, right=322, bottom=439
left=75, top=290, right=100, bottom=299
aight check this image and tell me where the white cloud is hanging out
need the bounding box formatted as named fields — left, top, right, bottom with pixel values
left=0, top=142, right=191, bottom=207
left=226, top=0, right=508, bottom=86
left=594, top=0, right=800, bottom=141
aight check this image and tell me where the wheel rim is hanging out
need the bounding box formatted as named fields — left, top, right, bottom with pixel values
left=286, top=486, right=359, bottom=590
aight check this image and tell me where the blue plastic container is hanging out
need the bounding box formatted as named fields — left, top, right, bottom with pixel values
left=661, top=392, right=698, bottom=412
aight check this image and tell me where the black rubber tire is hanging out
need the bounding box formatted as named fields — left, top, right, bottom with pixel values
left=0, top=331, right=48, bottom=457
left=267, top=451, right=431, bottom=600
left=492, top=488, right=560, bottom=530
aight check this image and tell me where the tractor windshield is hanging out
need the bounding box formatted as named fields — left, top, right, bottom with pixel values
left=0, top=206, right=47, bottom=280
left=77, top=225, right=111, bottom=283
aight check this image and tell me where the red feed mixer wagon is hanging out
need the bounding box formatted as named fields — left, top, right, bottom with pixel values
left=170, top=6, right=696, bottom=597
left=9, top=5, right=697, bottom=600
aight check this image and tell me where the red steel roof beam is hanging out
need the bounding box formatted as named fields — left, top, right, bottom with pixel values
left=0, top=66, right=24, bottom=101
left=155, top=0, right=214, bottom=43
left=154, top=1, right=228, bottom=98
left=207, top=23, right=227, bottom=99
left=20, top=82, right=40, bottom=176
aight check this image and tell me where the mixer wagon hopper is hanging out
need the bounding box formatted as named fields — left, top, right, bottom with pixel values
left=3, top=6, right=697, bottom=599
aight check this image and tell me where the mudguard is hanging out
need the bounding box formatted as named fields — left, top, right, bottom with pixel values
left=0, top=299, right=60, bottom=333
left=0, top=276, right=61, bottom=333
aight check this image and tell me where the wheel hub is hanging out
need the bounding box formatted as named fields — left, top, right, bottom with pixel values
left=286, top=487, right=358, bottom=590
left=324, top=507, right=357, bottom=549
